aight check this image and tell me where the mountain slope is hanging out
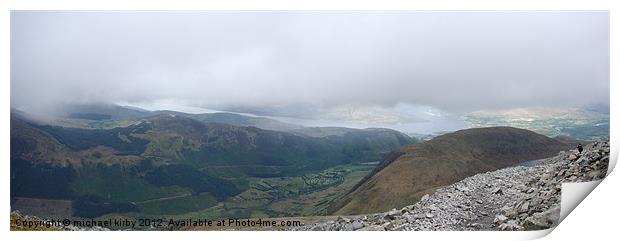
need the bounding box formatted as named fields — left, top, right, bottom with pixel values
left=187, top=112, right=303, bottom=132
left=61, top=104, right=303, bottom=132
left=331, top=127, right=572, bottom=215
left=14, top=104, right=303, bottom=131
left=465, top=107, right=609, bottom=140
left=290, top=140, right=608, bottom=231
left=11, top=111, right=416, bottom=219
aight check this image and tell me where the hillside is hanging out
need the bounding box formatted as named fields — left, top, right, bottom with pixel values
left=465, top=107, right=609, bottom=141
left=291, top=140, right=609, bottom=231
left=18, top=104, right=304, bottom=132
left=11, top=111, right=416, bottom=220
left=330, top=127, right=572, bottom=215
left=187, top=112, right=303, bottom=132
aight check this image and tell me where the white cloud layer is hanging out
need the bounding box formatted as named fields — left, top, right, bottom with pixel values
left=11, top=11, right=609, bottom=115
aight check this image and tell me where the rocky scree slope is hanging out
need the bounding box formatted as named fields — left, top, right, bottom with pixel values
left=332, top=127, right=572, bottom=215
left=292, top=140, right=609, bottom=231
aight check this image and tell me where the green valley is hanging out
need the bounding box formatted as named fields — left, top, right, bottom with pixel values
left=10, top=107, right=416, bottom=224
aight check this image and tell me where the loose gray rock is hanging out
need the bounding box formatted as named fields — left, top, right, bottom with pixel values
left=288, top=139, right=609, bottom=231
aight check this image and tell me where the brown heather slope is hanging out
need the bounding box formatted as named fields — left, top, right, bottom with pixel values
left=330, top=127, right=572, bottom=215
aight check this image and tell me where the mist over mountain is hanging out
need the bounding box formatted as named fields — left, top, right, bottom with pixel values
left=9, top=104, right=603, bottom=226
left=12, top=12, right=609, bottom=117
left=9, top=11, right=610, bottom=230
left=10, top=107, right=417, bottom=219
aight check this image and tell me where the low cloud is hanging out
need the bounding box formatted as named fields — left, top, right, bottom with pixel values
left=11, top=11, right=609, bottom=115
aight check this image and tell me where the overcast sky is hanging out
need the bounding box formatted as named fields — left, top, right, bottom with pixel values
left=11, top=11, right=609, bottom=116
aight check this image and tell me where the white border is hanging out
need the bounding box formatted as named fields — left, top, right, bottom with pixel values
left=1, top=1, right=617, bottom=241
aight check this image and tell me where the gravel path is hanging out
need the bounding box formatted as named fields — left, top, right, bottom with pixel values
left=291, top=140, right=609, bottom=231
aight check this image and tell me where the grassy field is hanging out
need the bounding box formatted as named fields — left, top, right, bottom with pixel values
left=174, top=162, right=376, bottom=221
